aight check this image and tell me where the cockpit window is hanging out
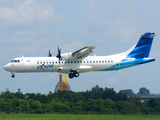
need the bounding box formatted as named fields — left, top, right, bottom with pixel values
left=10, top=60, right=20, bottom=63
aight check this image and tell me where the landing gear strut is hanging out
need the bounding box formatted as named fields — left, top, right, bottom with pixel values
left=69, top=70, right=79, bottom=79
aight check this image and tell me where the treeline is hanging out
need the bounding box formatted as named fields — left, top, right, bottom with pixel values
left=0, top=85, right=160, bottom=114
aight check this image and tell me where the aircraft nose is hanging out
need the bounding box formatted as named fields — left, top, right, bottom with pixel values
left=3, top=64, right=11, bottom=71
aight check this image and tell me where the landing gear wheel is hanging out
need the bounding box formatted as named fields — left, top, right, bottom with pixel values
left=69, top=73, right=74, bottom=79
left=69, top=70, right=80, bottom=79
left=74, top=72, right=79, bottom=77
left=12, top=74, right=15, bottom=78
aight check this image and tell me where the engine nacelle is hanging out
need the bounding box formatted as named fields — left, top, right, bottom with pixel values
left=61, top=53, right=73, bottom=60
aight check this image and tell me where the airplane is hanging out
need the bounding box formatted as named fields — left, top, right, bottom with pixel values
left=3, top=32, right=156, bottom=79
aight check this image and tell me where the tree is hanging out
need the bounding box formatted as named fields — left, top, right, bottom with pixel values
left=120, top=89, right=134, bottom=96
left=0, top=88, right=14, bottom=99
left=14, top=89, right=24, bottom=99
left=137, top=87, right=150, bottom=96
left=116, top=101, right=137, bottom=114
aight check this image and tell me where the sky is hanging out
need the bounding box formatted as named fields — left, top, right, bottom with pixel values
left=1, top=0, right=160, bottom=94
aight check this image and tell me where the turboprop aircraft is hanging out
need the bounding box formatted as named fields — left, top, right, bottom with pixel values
left=3, top=32, right=156, bottom=79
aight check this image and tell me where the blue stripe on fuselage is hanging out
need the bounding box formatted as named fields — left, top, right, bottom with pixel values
left=100, top=58, right=155, bottom=71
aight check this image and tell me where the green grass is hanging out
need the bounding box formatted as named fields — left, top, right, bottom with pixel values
left=0, top=114, right=160, bottom=120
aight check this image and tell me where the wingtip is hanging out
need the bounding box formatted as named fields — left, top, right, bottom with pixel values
left=87, top=46, right=96, bottom=48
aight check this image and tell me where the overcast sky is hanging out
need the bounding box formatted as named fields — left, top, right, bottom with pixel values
left=1, top=0, right=160, bottom=94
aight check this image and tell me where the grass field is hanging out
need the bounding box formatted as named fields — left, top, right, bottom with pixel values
left=0, top=114, right=160, bottom=120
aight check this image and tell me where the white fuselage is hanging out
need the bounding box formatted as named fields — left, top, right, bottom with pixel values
left=3, top=55, right=123, bottom=74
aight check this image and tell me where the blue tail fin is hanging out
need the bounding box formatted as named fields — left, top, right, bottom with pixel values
left=126, top=32, right=155, bottom=58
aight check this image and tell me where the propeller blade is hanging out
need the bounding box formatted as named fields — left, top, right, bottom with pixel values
left=56, top=46, right=62, bottom=60
left=48, top=49, right=52, bottom=57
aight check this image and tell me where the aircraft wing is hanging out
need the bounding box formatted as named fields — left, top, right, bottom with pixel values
left=72, top=46, right=95, bottom=59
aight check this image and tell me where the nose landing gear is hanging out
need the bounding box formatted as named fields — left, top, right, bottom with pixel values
left=11, top=73, right=15, bottom=78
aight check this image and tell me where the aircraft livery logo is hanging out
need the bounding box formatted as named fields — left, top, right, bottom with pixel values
left=37, top=64, right=54, bottom=70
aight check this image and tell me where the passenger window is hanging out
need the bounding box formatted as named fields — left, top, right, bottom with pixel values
left=87, top=61, right=88, bottom=63
left=40, top=62, right=42, bottom=64
left=52, top=61, right=54, bottom=64
left=62, top=61, right=63, bottom=64
left=80, top=61, right=82, bottom=63
left=43, top=62, right=45, bottom=64
left=102, top=61, right=104, bottom=63
left=68, top=61, right=70, bottom=63
left=111, top=60, right=113, bottom=63
left=93, top=61, right=95, bottom=63
left=108, top=61, right=110, bottom=63
left=90, top=61, right=92, bottom=63
left=59, top=61, right=60, bottom=64
left=99, top=61, right=101, bottom=63
left=71, top=61, right=73, bottom=63
left=37, top=62, right=39, bottom=64
left=96, top=61, right=98, bottom=63
left=65, top=61, right=67, bottom=63
left=105, top=61, right=107, bottom=63
left=56, top=61, right=57, bottom=64
left=49, top=62, right=51, bottom=64
left=77, top=61, right=79, bottom=63
left=15, top=60, right=17, bottom=62
left=84, top=61, right=85, bottom=63
left=46, top=62, right=48, bottom=64
left=74, top=61, right=76, bottom=63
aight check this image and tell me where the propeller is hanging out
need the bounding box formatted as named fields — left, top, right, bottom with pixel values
left=56, top=46, right=62, bottom=60
left=48, top=49, right=52, bottom=57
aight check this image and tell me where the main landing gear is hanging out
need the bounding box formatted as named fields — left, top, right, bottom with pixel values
left=68, top=70, right=79, bottom=79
